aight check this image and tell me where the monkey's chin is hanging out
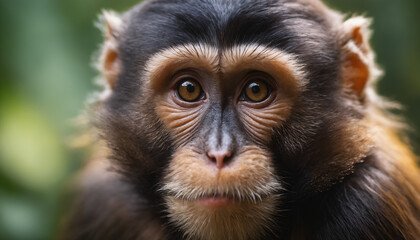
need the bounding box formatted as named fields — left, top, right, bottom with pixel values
left=165, top=195, right=278, bottom=240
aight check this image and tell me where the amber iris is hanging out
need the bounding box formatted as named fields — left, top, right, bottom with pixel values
left=177, top=78, right=202, bottom=102
left=244, top=80, right=269, bottom=102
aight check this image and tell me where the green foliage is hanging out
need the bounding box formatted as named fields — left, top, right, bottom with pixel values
left=0, top=0, right=419, bottom=239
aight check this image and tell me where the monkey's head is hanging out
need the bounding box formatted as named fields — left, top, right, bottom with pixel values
left=96, top=0, right=380, bottom=239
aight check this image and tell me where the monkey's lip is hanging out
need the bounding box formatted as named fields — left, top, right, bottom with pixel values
left=168, top=192, right=272, bottom=208
left=196, top=195, right=238, bottom=208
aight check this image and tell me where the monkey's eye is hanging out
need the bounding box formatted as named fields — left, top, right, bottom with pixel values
left=242, top=79, right=270, bottom=102
left=176, top=78, right=203, bottom=102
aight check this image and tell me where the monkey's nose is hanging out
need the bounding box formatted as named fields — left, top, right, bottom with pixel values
left=207, top=149, right=232, bottom=169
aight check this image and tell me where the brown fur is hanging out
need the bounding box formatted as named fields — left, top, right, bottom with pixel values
left=62, top=1, right=420, bottom=239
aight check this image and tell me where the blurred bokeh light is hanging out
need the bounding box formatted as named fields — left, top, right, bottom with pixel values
left=0, top=0, right=419, bottom=239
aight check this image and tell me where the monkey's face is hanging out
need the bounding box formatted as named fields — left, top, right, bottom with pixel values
left=99, top=0, right=377, bottom=239
left=139, top=44, right=306, bottom=239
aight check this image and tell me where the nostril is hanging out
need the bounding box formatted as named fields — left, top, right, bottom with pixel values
left=207, top=149, right=232, bottom=169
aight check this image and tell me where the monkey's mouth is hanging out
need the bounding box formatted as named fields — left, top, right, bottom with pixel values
left=196, top=194, right=238, bottom=208
left=166, top=191, right=272, bottom=209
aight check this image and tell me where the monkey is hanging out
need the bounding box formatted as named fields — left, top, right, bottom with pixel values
left=61, top=0, right=420, bottom=239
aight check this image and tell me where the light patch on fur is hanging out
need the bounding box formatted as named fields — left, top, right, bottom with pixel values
left=143, top=43, right=307, bottom=92
left=161, top=146, right=282, bottom=239
left=144, top=44, right=219, bottom=92
left=222, top=44, right=308, bottom=92
left=308, top=117, right=375, bottom=191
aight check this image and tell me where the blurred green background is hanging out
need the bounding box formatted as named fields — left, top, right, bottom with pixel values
left=0, top=0, right=419, bottom=239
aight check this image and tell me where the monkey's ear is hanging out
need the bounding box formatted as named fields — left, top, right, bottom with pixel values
left=340, top=16, right=381, bottom=96
left=99, top=10, right=123, bottom=90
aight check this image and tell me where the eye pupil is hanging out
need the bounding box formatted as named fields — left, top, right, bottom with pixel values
left=185, top=83, right=195, bottom=93
left=251, top=84, right=260, bottom=94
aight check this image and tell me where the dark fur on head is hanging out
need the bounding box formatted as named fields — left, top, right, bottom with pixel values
left=62, top=0, right=420, bottom=239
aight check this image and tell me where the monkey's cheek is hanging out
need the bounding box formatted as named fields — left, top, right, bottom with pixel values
left=164, top=195, right=279, bottom=239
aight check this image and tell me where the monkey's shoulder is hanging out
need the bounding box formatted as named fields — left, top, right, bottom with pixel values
left=291, top=154, right=420, bottom=240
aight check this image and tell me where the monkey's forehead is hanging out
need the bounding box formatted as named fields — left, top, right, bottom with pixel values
left=119, top=0, right=341, bottom=81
